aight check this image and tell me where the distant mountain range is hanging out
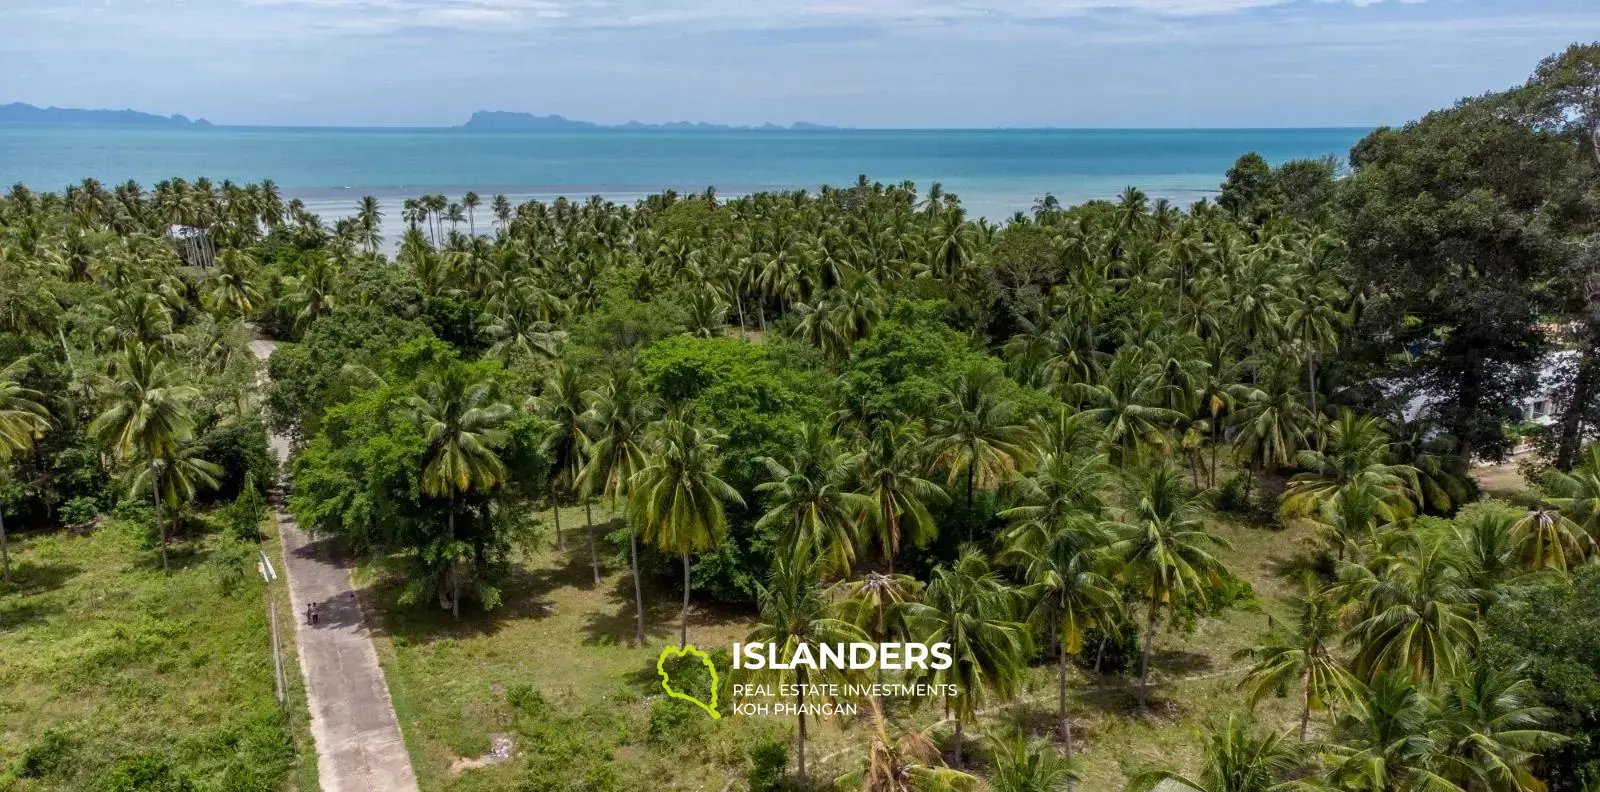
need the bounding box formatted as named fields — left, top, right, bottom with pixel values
left=460, top=111, right=839, bottom=132
left=0, top=102, right=210, bottom=127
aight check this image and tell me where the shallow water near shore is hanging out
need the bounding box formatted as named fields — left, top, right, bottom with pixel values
left=1, top=126, right=1367, bottom=225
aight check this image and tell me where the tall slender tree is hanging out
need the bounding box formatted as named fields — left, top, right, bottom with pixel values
left=91, top=345, right=199, bottom=573
left=630, top=412, right=744, bottom=647
left=406, top=365, right=512, bottom=619
left=1112, top=464, right=1230, bottom=712
left=736, top=553, right=869, bottom=785
left=906, top=549, right=1030, bottom=767
left=0, top=358, right=51, bottom=584
left=579, top=370, right=659, bottom=644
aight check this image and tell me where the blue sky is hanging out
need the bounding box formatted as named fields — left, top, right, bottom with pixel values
left=0, top=0, right=1593, bottom=127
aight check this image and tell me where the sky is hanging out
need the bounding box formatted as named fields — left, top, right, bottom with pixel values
left=0, top=0, right=1594, bottom=128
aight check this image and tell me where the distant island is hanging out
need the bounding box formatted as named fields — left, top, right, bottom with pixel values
left=459, top=111, right=838, bottom=132
left=0, top=102, right=210, bottom=127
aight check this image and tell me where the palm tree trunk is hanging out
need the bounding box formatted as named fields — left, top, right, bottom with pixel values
left=875, top=608, right=887, bottom=711
left=680, top=551, right=691, bottom=648
left=884, top=501, right=898, bottom=575
left=1056, top=595, right=1074, bottom=759
left=1209, top=438, right=1219, bottom=489
left=585, top=498, right=599, bottom=585
left=551, top=494, right=565, bottom=551
left=449, top=508, right=460, bottom=620
left=965, top=463, right=976, bottom=538
left=630, top=523, right=646, bottom=646
left=796, top=664, right=809, bottom=785
left=1139, top=604, right=1157, bottom=713
left=953, top=716, right=964, bottom=768
left=150, top=459, right=168, bottom=574
left=1299, top=679, right=1312, bottom=741
left=1307, top=350, right=1318, bottom=417
left=735, top=294, right=746, bottom=331
left=0, top=508, right=10, bottom=584
left=1060, top=630, right=1076, bottom=792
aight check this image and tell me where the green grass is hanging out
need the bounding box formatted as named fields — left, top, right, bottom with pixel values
left=359, top=503, right=1321, bottom=791
left=359, top=503, right=787, bottom=791
left=0, top=513, right=308, bottom=792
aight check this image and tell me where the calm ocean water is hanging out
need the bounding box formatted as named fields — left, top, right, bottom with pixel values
left=0, top=126, right=1368, bottom=221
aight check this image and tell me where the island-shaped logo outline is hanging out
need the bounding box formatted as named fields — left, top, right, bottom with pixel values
left=657, top=644, right=721, bottom=719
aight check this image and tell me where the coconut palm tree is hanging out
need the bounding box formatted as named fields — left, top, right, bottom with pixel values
left=284, top=256, right=338, bottom=334
left=1532, top=443, right=1600, bottom=538
left=905, top=549, right=1030, bottom=767
left=1112, top=463, right=1231, bottom=712
left=491, top=194, right=512, bottom=233
left=1235, top=572, right=1363, bottom=741
left=91, top=344, right=199, bottom=573
left=203, top=249, right=262, bottom=317
left=1434, top=665, right=1564, bottom=792
left=1283, top=291, right=1345, bottom=421
left=1508, top=506, right=1593, bottom=573
left=1281, top=411, right=1419, bottom=558
left=987, top=731, right=1079, bottom=792
left=834, top=699, right=980, bottom=792
left=736, top=553, right=869, bottom=785
left=629, top=412, right=744, bottom=647
left=1125, top=715, right=1300, bottom=792
left=925, top=367, right=1033, bottom=516
left=537, top=363, right=587, bottom=556
left=356, top=195, right=382, bottom=254
left=859, top=422, right=947, bottom=573
left=754, top=423, right=871, bottom=573
left=406, top=365, right=512, bottom=619
left=482, top=298, right=561, bottom=363
left=463, top=192, right=480, bottom=237
left=0, top=358, right=51, bottom=584
left=1070, top=358, right=1185, bottom=467
left=126, top=442, right=223, bottom=536
left=1003, top=511, right=1119, bottom=766
left=1321, top=673, right=1459, bottom=792
left=1452, top=505, right=1523, bottom=592
left=579, top=370, right=660, bottom=644
left=834, top=570, right=922, bottom=707
left=1331, top=537, right=1482, bottom=684
left=1230, top=364, right=1314, bottom=494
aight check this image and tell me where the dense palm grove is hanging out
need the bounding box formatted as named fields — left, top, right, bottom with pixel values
left=1, top=43, right=1599, bottom=792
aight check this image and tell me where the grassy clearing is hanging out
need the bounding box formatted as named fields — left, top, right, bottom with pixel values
left=0, top=513, right=307, bottom=792
left=1472, top=459, right=1537, bottom=504
left=360, top=503, right=1321, bottom=791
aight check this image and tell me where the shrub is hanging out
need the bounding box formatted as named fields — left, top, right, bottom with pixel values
left=196, top=416, right=275, bottom=501
left=110, top=501, right=159, bottom=549
left=746, top=736, right=789, bottom=792
left=61, top=495, right=100, bottom=526
left=211, top=538, right=258, bottom=595
left=1079, top=621, right=1142, bottom=675
left=227, top=478, right=268, bottom=541
left=1212, top=471, right=1253, bottom=513
left=98, top=755, right=196, bottom=792
left=9, top=727, right=76, bottom=779
left=178, top=709, right=294, bottom=792
left=647, top=697, right=703, bottom=745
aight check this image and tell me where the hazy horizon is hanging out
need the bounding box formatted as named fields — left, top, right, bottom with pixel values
left=0, top=103, right=1382, bottom=131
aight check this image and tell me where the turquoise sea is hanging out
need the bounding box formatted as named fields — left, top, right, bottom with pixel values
left=0, top=126, right=1368, bottom=221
